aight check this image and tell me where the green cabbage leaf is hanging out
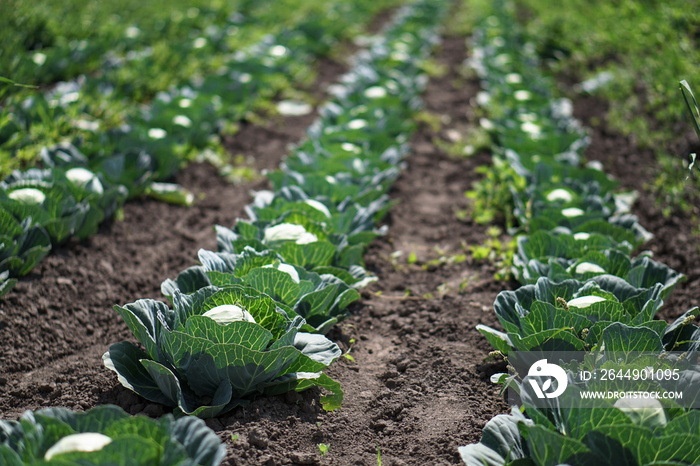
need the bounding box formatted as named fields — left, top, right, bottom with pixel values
left=477, top=276, right=670, bottom=354
left=161, top=248, right=361, bottom=334
left=0, top=405, right=225, bottom=465
left=104, top=285, right=343, bottom=417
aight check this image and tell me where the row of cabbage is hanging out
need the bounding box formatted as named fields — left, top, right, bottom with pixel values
left=0, top=0, right=396, bottom=299
left=459, top=2, right=700, bottom=465
left=0, top=1, right=448, bottom=463
left=101, top=0, right=447, bottom=421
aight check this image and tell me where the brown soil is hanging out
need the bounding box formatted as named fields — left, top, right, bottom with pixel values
left=1, top=22, right=699, bottom=466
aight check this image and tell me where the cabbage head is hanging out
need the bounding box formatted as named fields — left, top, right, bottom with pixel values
left=104, top=285, right=343, bottom=418
left=0, top=405, right=225, bottom=465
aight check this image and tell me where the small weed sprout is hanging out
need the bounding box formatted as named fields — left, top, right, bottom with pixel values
left=318, top=443, right=329, bottom=456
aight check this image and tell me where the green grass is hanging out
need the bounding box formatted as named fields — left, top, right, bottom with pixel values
left=516, top=0, right=700, bottom=218
left=518, top=0, right=699, bottom=147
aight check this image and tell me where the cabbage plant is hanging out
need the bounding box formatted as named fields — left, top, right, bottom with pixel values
left=104, top=285, right=343, bottom=417
left=512, top=181, right=617, bottom=229
left=518, top=247, right=685, bottom=299
left=215, top=211, right=375, bottom=272
left=0, top=405, right=225, bottom=465
left=509, top=157, right=620, bottom=194
left=0, top=271, right=17, bottom=298
left=246, top=185, right=390, bottom=239
left=476, top=276, right=673, bottom=354
left=514, top=230, right=633, bottom=283
left=41, top=143, right=192, bottom=205
left=161, top=248, right=362, bottom=334
left=511, top=170, right=639, bottom=224
left=1, top=181, right=94, bottom=245
left=0, top=211, right=51, bottom=279
left=266, top=168, right=398, bottom=208
left=0, top=167, right=127, bottom=244
left=459, top=386, right=700, bottom=466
